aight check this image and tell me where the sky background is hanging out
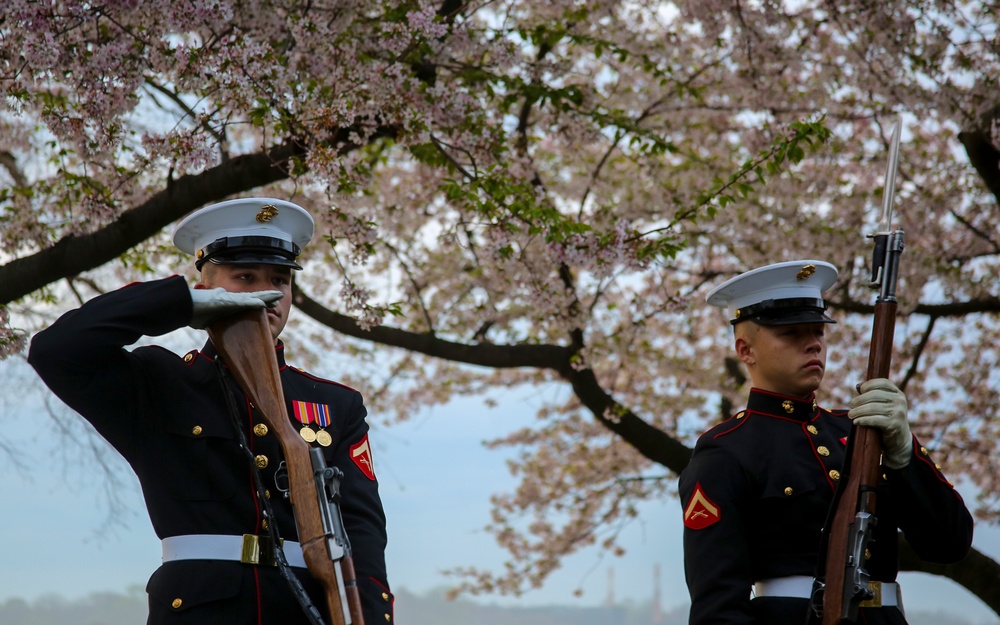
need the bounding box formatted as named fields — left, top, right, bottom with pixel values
left=1, top=343, right=998, bottom=623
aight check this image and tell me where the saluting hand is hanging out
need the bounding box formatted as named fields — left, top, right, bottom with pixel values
left=188, top=287, right=284, bottom=330
left=848, top=378, right=913, bottom=469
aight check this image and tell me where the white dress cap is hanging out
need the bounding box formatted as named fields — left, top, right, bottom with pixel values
left=706, top=260, right=839, bottom=326
left=173, top=198, right=315, bottom=270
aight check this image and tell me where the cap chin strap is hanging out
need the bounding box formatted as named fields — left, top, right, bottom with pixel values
left=196, top=235, right=301, bottom=270
left=732, top=297, right=828, bottom=325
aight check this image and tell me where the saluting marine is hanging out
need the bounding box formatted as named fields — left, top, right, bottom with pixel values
left=28, top=198, right=393, bottom=625
left=678, top=260, right=972, bottom=625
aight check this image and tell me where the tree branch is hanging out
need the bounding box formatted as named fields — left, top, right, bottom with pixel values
left=0, top=123, right=398, bottom=305
left=0, top=150, right=28, bottom=188
left=293, top=286, right=572, bottom=370
left=561, top=365, right=694, bottom=472
left=829, top=296, right=1000, bottom=318
left=294, top=286, right=695, bottom=472
left=0, top=141, right=305, bottom=304
left=958, top=103, right=1000, bottom=207
left=898, top=539, right=1000, bottom=615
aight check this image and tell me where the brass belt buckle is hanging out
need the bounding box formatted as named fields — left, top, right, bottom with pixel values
left=241, top=534, right=284, bottom=566
left=859, top=580, right=882, bottom=608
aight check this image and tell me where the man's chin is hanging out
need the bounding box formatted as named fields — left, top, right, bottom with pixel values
left=786, top=374, right=823, bottom=398
left=265, top=317, right=283, bottom=341
left=800, top=377, right=823, bottom=396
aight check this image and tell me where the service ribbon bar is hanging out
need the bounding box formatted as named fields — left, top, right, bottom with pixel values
left=315, top=403, right=332, bottom=428
left=292, top=400, right=319, bottom=425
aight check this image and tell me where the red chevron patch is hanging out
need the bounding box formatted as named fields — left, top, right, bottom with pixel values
left=684, top=483, right=721, bottom=530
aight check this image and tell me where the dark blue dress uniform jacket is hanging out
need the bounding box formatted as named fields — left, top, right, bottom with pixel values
left=28, top=276, right=393, bottom=625
left=678, top=388, right=973, bottom=625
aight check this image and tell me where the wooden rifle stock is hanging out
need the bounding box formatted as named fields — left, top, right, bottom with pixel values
left=820, top=301, right=896, bottom=625
left=208, top=309, right=365, bottom=625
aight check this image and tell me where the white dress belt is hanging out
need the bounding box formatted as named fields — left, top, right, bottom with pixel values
left=162, top=534, right=308, bottom=569
left=754, top=575, right=816, bottom=599
left=754, top=575, right=902, bottom=609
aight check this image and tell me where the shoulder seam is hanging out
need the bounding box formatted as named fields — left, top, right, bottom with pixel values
left=711, top=415, right=750, bottom=439
left=287, top=366, right=357, bottom=392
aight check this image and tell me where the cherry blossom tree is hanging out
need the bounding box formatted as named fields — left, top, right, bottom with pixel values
left=2, top=0, right=999, bottom=613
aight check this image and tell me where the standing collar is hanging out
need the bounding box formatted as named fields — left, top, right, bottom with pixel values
left=745, top=387, right=819, bottom=421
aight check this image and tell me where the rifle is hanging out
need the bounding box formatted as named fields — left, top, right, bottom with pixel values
left=208, top=309, right=365, bottom=625
left=814, top=120, right=905, bottom=624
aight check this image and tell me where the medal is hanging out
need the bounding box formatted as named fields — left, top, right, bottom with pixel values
left=314, top=402, right=333, bottom=447
left=299, top=426, right=317, bottom=443
left=292, top=400, right=333, bottom=446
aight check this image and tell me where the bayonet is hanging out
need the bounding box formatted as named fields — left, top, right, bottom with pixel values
left=868, top=121, right=904, bottom=296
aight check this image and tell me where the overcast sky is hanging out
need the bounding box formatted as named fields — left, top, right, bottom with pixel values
left=1, top=349, right=998, bottom=623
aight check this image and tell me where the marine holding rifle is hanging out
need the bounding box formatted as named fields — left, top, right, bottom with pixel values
left=28, top=198, right=393, bottom=625
left=678, top=260, right=973, bottom=624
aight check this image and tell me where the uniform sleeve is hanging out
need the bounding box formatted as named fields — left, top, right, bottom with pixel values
left=329, top=389, right=393, bottom=625
left=883, top=436, right=974, bottom=563
left=679, top=444, right=755, bottom=625
left=27, top=276, right=193, bottom=450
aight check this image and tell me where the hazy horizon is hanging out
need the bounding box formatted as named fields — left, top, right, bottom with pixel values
left=0, top=585, right=996, bottom=625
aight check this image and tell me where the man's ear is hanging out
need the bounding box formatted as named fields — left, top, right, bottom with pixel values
left=193, top=281, right=209, bottom=290
left=735, top=336, right=755, bottom=367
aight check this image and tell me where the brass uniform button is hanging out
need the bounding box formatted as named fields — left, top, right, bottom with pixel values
left=253, top=423, right=268, bottom=437
left=811, top=400, right=818, bottom=410
left=382, top=592, right=389, bottom=601
left=262, top=519, right=269, bottom=530
left=172, top=598, right=183, bottom=609
left=183, top=352, right=194, bottom=363
left=865, top=548, right=872, bottom=560
left=736, top=411, right=745, bottom=419
left=829, top=470, right=841, bottom=481
left=782, top=400, right=794, bottom=414
left=920, top=446, right=929, bottom=455
left=784, top=487, right=794, bottom=496
left=255, top=455, right=269, bottom=469
left=384, top=614, right=391, bottom=622
left=807, top=425, right=818, bottom=435
left=817, top=446, right=830, bottom=457
left=191, top=425, right=203, bottom=436
left=264, top=489, right=271, bottom=499
left=935, top=463, right=942, bottom=470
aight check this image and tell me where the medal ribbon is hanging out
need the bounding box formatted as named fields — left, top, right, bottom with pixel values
left=316, top=403, right=331, bottom=428
left=292, top=400, right=331, bottom=428
left=292, top=400, right=316, bottom=426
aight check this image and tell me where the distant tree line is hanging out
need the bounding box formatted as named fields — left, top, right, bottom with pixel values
left=0, top=587, right=992, bottom=625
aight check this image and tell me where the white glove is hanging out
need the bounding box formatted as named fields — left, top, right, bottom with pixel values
left=189, top=287, right=283, bottom=329
left=848, top=378, right=913, bottom=469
